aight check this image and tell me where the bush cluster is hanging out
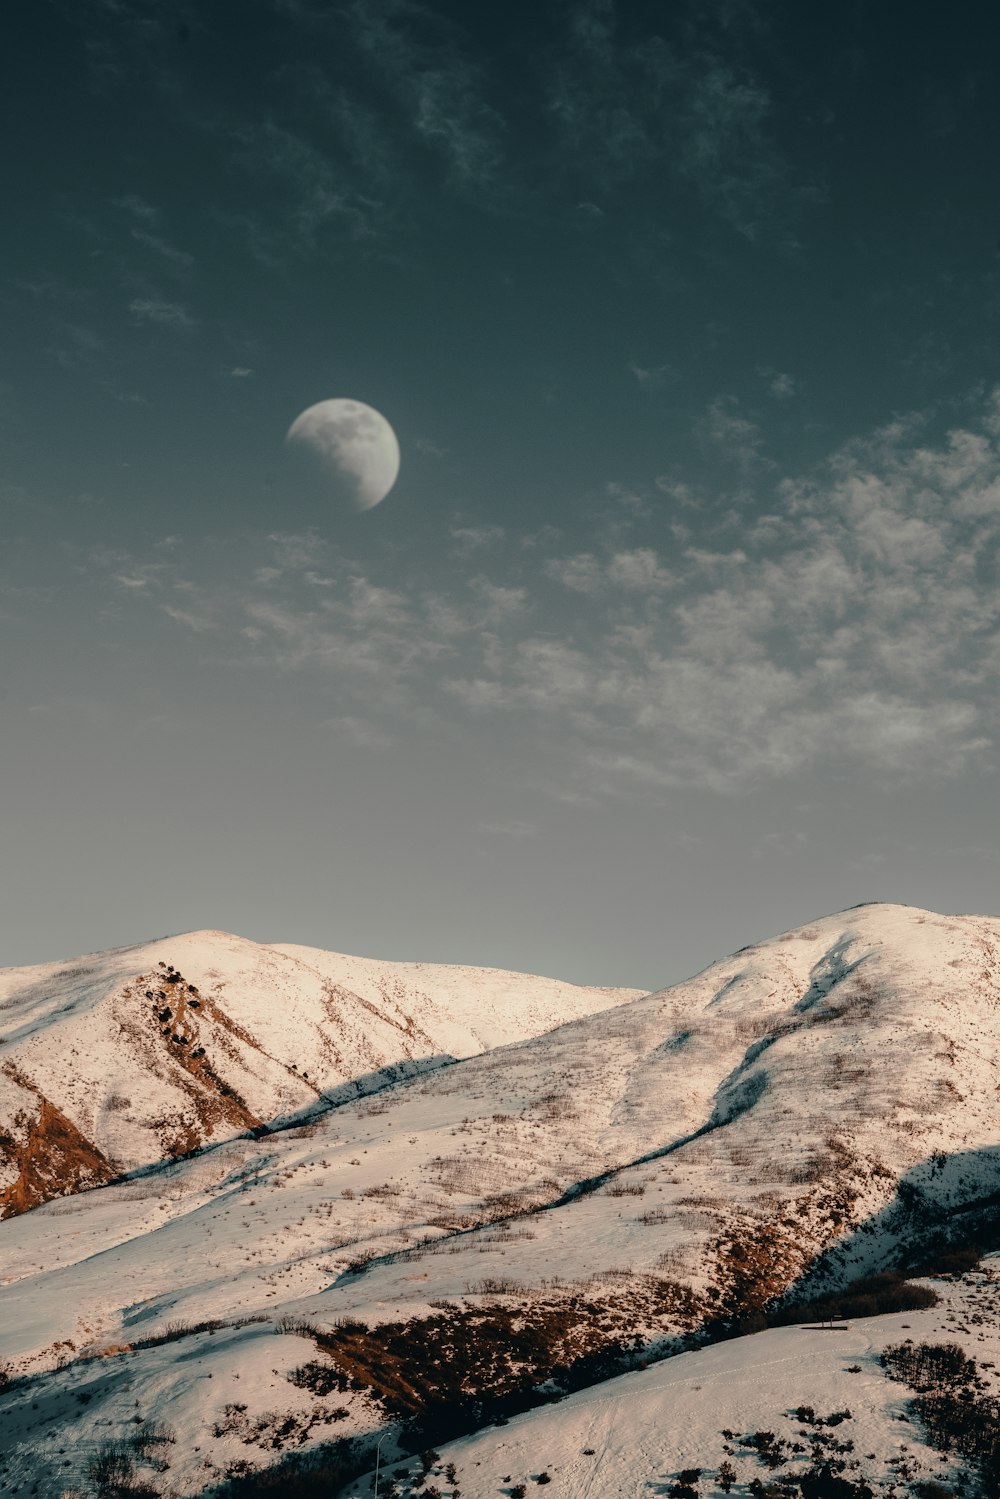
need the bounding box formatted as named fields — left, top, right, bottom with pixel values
left=882, top=1340, right=1000, bottom=1490
left=774, top=1271, right=939, bottom=1326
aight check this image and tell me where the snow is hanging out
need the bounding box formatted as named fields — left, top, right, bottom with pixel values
left=0, top=929, right=644, bottom=1198
left=348, top=1274, right=1000, bottom=1498
left=2, top=902, right=1000, bottom=1495
left=3, top=1266, right=998, bottom=1495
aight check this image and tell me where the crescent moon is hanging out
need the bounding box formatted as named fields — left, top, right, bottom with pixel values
left=286, top=398, right=400, bottom=510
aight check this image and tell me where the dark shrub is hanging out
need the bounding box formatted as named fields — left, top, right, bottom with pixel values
left=778, top=1272, right=938, bottom=1326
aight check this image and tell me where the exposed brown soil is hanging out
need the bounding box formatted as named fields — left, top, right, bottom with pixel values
left=0, top=960, right=276, bottom=1217
left=117, top=963, right=264, bottom=1158
left=292, top=1275, right=703, bottom=1435
left=0, top=1070, right=115, bottom=1219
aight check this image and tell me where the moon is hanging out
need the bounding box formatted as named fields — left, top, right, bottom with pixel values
left=286, top=398, right=400, bottom=510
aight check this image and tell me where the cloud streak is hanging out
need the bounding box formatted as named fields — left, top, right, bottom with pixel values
left=128, top=297, right=196, bottom=329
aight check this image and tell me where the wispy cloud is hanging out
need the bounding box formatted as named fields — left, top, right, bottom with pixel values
left=344, top=0, right=507, bottom=198
left=679, top=62, right=782, bottom=239
left=113, top=194, right=160, bottom=223
left=93, top=531, right=530, bottom=731
left=81, top=1, right=181, bottom=92
left=546, top=547, right=672, bottom=596
left=251, top=0, right=801, bottom=261
left=451, top=523, right=504, bottom=556
left=130, top=227, right=195, bottom=270
left=629, top=361, right=676, bottom=390
left=229, top=0, right=509, bottom=272
left=543, top=0, right=801, bottom=240
left=227, top=119, right=381, bottom=264
left=326, top=714, right=394, bottom=749
left=546, top=0, right=666, bottom=184
left=44, top=322, right=106, bottom=371
left=699, top=394, right=767, bottom=472
left=128, top=297, right=196, bottom=329
left=757, top=365, right=796, bottom=399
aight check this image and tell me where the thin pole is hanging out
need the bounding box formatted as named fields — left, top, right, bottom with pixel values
left=374, top=1432, right=387, bottom=1496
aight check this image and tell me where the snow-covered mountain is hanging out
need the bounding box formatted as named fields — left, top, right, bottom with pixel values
left=0, top=930, right=644, bottom=1217
left=2, top=903, right=1000, bottom=1498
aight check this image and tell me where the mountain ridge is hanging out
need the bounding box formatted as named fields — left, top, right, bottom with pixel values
left=0, top=929, right=645, bottom=1218
left=2, top=902, right=1000, bottom=1497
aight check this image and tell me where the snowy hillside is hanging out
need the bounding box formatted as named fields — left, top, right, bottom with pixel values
left=347, top=1261, right=1000, bottom=1498
left=2, top=902, right=1000, bottom=1497
left=0, top=930, right=644, bottom=1216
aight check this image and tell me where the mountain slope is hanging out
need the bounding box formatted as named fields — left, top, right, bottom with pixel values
left=354, top=1265, right=1000, bottom=1499
left=0, top=930, right=644, bottom=1217
left=2, top=902, right=1000, bottom=1497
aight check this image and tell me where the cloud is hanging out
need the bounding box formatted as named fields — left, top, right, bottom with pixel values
left=544, top=0, right=800, bottom=240
left=14, top=275, right=87, bottom=305
left=699, top=394, right=767, bottom=472
left=546, top=548, right=671, bottom=595
left=545, top=552, right=602, bottom=595
left=607, top=548, right=672, bottom=591
left=115, top=190, right=192, bottom=268
left=114, top=194, right=160, bottom=223
left=91, top=548, right=172, bottom=595
left=468, top=577, right=527, bottom=624
left=327, top=714, right=393, bottom=749
left=44, top=322, right=106, bottom=372
left=162, top=602, right=215, bottom=633
left=259, top=0, right=508, bottom=246
left=757, top=365, right=796, bottom=399
left=131, top=228, right=195, bottom=270
left=344, top=0, right=507, bottom=197
left=81, top=2, right=181, bottom=93
left=226, top=120, right=380, bottom=264
left=96, top=531, right=530, bottom=729
left=679, top=62, right=781, bottom=239
left=546, top=0, right=666, bottom=184
left=268, top=0, right=798, bottom=249
left=451, top=524, right=504, bottom=555
left=476, top=819, right=537, bottom=839
left=452, top=391, right=1000, bottom=792
left=128, top=297, right=196, bottom=329
left=96, top=391, right=1000, bottom=798
left=629, top=361, right=676, bottom=390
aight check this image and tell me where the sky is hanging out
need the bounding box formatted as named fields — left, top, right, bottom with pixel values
left=3, top=0, right=1000, bottom=989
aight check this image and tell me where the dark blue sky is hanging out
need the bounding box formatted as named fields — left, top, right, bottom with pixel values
left=4, top=0, right=1000, bottom=985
